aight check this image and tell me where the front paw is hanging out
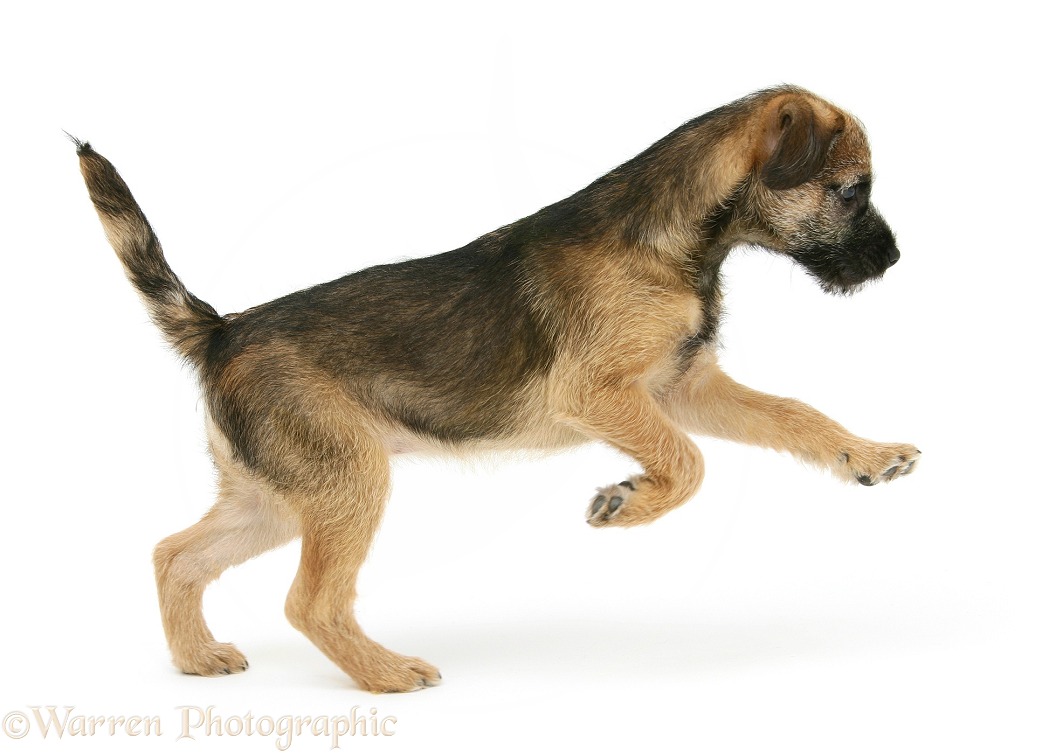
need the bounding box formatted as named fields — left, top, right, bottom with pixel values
left=839, top=443, right=920, bottom=486
left=587, top=479, right=637, bottom=526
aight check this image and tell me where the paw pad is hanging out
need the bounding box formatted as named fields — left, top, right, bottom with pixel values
left=587, top=479, right=638, bottom=526
left=845, top=446, right=920, bottom=487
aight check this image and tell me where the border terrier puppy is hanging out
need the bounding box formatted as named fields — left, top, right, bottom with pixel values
left=74, top=86, right=919, bottom=693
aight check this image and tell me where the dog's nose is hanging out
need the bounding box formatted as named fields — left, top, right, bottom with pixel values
left=887, top=245, right=901, bottom=267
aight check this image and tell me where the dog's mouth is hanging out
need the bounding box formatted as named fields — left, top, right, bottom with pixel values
left=790, top=210, right=900, bottom=295
left=794, top=239, right=899, bottom=295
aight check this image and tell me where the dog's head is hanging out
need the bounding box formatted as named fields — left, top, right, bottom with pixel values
left=746, top=91, right=899, bottom=294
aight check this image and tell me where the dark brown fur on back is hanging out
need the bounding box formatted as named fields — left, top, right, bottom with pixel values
left=204, top=239, right=557, bottom=471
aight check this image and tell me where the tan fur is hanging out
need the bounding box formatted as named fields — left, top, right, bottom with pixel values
left=664, top=350, right=918, bottom=483
left=76, top=87, right=919, bottom=693
left=153, top=418, right=298, bottom=676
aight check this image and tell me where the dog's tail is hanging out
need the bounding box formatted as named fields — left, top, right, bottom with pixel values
left=72, top=137, right=223, bottom=367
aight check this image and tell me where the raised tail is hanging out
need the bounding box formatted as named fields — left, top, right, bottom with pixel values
left=73, top=138, right=223, bottom=367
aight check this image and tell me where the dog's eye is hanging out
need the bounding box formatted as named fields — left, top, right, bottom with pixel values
left=839, top=185, right=857, bottom=201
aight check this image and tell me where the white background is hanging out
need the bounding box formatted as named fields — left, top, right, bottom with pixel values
left=1, top=1, right=1039, bottom=752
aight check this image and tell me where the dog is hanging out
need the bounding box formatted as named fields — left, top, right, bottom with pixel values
left=74, top=85, right=919, bottom=693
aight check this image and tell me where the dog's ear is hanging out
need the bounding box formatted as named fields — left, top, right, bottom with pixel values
left=758, top=95, right=843, bottom=190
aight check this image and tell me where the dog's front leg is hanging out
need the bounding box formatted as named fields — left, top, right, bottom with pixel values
left=561, top=384, right=706, bottom=527
left=667, top=357, right=919, bottom=485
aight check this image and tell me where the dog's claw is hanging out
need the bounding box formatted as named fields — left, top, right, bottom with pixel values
left=848, top=444, right=920, bottom=487
left=591, top=495, right=607, bottom=515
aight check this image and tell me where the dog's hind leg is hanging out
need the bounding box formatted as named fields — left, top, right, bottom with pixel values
left=153, top=446, right=299, bottom=676
left=282, top=432, right=441, bottom=693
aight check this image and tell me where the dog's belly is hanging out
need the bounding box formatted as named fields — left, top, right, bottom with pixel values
left=380, top=399, right=589, bottom=457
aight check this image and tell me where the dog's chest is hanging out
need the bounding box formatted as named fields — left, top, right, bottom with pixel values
left=633, top=295, right=710, bottom=393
